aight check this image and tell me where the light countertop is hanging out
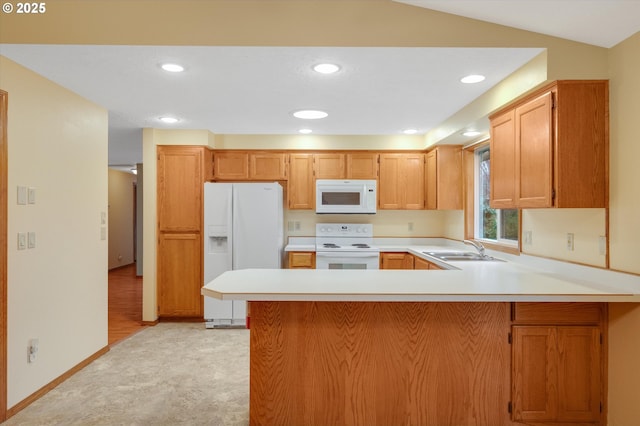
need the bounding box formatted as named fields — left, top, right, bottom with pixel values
left=203, top=240, right=640, bottom=303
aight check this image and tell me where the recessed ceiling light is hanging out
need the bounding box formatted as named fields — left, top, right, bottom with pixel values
left=403, top=129, right=418, bottom=135
left=463, top=130, right=482, bottom=137
left=313, top=63, right=340, bottom=74
left=159, top=117, right=179, bottom=124
left=161, top=63, right=185, bottom=73
left=299, top=129, right=313, bottom=134
left=293, top=110, right=328, bottom=119
left=460, top=74, right=486, bottom=84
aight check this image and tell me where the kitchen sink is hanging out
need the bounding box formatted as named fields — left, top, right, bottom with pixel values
left=423, top=251, right=504, bottom=262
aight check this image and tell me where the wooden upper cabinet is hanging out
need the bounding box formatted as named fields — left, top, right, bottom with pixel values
left=213, top=151, right=287, bottom=181
left=204, top=148, right=215, bottom=182
left=379, top=153, right=425, bottom=210
left=314, top=153, right=345, bottom=179
left=516, top=92, right=553, bottom=208
left=157, top=145, right=204, bottom=232
left=213, top=151, right=249, bottom=180
left=249, top=152, right=288, bottom=180
left=288, top=153, right=315, bottom=209
left=489, top=80, right=608, bottom=209
left=425, top=146, right=463, bottom=210
left=346, top=153, right=379, bottom=179
left=490, top=110, right=517, bottom=209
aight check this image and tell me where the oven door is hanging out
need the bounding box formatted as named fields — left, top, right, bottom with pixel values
left=316, top=251, right=380, bottom=270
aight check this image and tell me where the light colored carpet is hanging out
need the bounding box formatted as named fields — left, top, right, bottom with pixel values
left=3, top=323, right=250, bottom=426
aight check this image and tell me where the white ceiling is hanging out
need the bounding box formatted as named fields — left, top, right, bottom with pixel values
left=395, top=0, right=640, bottom=48
left=1, top=1, right=638, bottom=169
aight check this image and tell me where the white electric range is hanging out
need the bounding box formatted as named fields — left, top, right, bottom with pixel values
left=315, top=223, right=380, bottom=270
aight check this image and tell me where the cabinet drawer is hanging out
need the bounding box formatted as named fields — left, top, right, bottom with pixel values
left=512, top=302, right=603, bottom=324
left=288, top=252, right=315, bottom=269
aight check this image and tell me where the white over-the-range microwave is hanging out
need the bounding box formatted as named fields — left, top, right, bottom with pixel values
left=315, top=179, right=377, bottom=214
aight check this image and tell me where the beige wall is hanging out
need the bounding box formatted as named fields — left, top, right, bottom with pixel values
left=108, top=169, right=136, bottom=270
left=0, top=56, right=108, bottom=408
left=606, top=32, right=640, bottom=426
left=285, top=209, right=448, bottom=238
left=521, top=209, right=607, bottom=267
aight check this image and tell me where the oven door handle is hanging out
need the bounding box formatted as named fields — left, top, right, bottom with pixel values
left=316, top=251, right=379, bottom=258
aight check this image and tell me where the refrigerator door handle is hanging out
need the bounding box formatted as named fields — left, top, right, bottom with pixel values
left=227, top=186, right=234, bottom=271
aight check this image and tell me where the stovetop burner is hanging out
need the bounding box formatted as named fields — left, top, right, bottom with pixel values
left=322, top=243, right=340, bottom=248
left=315, top=223, right=379, bottom=253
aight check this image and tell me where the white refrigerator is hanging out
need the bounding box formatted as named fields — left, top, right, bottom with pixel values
left=203, top=182, right=283, bottom=328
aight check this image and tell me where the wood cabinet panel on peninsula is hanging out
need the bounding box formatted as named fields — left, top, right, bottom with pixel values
left=511, top=302, right=605, bottom=424
left=248, top=299, right=607, bottom=425
left=157, top=145, right=206, bottom=318
left=489, top=80, right=608, bottom=209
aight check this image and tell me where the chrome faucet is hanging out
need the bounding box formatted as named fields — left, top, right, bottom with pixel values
left=463, top=239, right=486, bottom=257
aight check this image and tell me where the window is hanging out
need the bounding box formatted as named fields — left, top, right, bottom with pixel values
left=476, top=146, right=518, bottom=245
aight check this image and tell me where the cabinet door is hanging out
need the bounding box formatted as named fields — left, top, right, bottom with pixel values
left=347, top=153, right=378, bottom=179
left=157, top=233, right=202, bottom=317
left=402, top=153, right=425, bottom=210
left=414, top=256, right=442, bottom=270
left=414, top=256, right=431, bottom=270
left=157, top=146, right=203, bottom=232
left=315, top=153, right=345, bottom=179
left=249, top=152, right=287, bottom=180
left=380, top=252, right=414, bottom=269
left=379, top=154, right=424, bottom=210
left=436, top=146, right=463, bottom=210
left=425, top=150, right=438, bottom=210
left=288, top=153, right=315, bottom=209
left=213, top=151, right=249, bottom=180
left=288, top=252, right=316, bottom=269
left=378, top=154, right=402, bottom=209
left=512, top=326, right=601, bottom=423
left=490, top=110, right=517, bottom=209
left=556, top=326, right=601, bottom=422
left=516, top=92, right=553, bottom=208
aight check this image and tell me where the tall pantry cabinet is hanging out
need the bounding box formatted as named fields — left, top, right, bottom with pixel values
left=157, top=145, right=208, bottom=318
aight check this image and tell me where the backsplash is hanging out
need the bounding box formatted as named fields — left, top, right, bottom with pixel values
left=284, top=209, right=463, bottom=240
left=521, top=208, right=606, bottom=267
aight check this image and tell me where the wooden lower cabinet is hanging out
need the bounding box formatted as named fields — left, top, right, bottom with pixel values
left=511, top=302, right=605, bottom=424
left=381, top=253, right=442, bottom=270
left=413, top=255, right=442, bottom=270
left=512, top=326, right=601, bottom=423
left=288, top=252, right=315, bottom=269
left=157, top=232, right=203, bottom=318
left=379, top=252, right=414, bottom=269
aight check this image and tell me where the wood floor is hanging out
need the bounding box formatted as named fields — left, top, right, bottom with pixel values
left=108, top=263, right=146, bottom=345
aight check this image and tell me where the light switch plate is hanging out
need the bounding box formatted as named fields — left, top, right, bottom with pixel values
left=17, top=233, right=26, bottom=250
left=28, top=232, right=36, bottom=249
left=17, top=186, right=27, bottom=205
left=28, top=187, right=36, bottom=204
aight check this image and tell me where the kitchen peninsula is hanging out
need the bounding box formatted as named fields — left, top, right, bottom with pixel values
left=202, top=251, right=640, bottom=426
